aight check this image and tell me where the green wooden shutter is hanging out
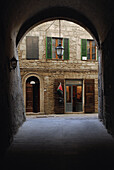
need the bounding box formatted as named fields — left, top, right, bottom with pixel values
left=97, top=48, right=98, bottom=61
left=46, top=37, right=52, bottom=59
left=26, top=36, right=39, bottom=59
left=63, top=38, right=69, bottom=60
left=81, top=39, right=87, bottom=60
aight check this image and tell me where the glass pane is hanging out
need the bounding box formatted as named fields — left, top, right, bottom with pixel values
left=87, top=47, right=90, bottom=54
left=77, top=86, right=82, bottom=102
left=92, top=54, right=95, bottom=59
left=92, top=47, right=95, bottom=53
left=87, top=40, right=90, bottom=46
left=92, top=41, right=95, bottom=46
left=87, top=54, right=90, bottom=59
left=66, top=86, right=71, bottom=103
left=58, top=39, right=61, bottom=45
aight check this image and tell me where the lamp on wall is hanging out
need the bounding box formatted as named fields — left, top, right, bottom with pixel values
left=56, top=20, right=64, bottom=58
left=10, top=56, right=18, bottom=71
left=30, top=81, right=36, bottom=85
left=56, top=41, right=64, bottom=57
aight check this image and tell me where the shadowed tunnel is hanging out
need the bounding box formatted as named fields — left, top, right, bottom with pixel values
left=0, top=0, right=114, bottom=168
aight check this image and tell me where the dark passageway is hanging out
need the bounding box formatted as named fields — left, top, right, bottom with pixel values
left=3, top=114, right=114, bottom=170
left=1, top=1, right=114, bottom=170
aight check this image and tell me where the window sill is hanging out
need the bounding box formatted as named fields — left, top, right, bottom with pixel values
left=81, top=59, right=98, bottom=62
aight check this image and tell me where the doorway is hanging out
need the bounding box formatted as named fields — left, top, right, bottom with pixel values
left=65, top=80, right=83, bottom=112
left=26, top=76, right=40, bottom=112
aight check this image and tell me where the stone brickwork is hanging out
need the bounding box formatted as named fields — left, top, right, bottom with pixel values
left=18, top=20, right=98, bottom=114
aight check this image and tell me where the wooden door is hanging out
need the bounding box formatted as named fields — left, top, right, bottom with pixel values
left=54, top=79, right=64, bottom=114
left=84, top=79, right=95, bottom=113
left=26, top=83, right=33, bottom=112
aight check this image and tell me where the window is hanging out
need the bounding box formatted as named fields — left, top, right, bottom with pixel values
left=52, top=38, right=62, bottom=59
left=87, top=40, right=96, bottom=60
left=26, top=36, right=39, bottom=60
left=81, top=39, right=97, bottom=61
left=46, top=37, right=69, bottom=60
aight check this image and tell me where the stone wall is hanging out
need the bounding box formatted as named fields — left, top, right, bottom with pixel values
left=18, top=20, right=98, bottom=114
left=0, top=30, right=25, bottom=155
left=100, top=23, right=114, bottom=135
left=19, top=20, right=94, bottom=61
left=20, top=69, right=98, bottom=114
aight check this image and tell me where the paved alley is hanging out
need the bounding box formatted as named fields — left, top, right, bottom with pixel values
left=3, top=114, right=114, bottom=170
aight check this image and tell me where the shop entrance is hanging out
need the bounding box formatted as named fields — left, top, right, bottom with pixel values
left=65, top=80, right=83, bottom=112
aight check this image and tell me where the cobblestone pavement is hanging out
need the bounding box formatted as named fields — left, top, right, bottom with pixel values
left=3, top=114, right=114, bottom=170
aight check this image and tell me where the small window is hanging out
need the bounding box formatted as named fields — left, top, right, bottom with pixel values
left=81, top=39, right=97, bottom=61
left=87, top=40, right=97, bottom=60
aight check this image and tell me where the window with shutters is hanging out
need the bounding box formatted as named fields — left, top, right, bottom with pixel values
left=46, top=37, right=69, bottom=60
left=81, top=39, right=97, bottom=61
left=26, top=36, right=39, bottom=60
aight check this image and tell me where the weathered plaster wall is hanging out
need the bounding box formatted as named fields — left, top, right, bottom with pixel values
left=0, top=30, right=25, bottom=154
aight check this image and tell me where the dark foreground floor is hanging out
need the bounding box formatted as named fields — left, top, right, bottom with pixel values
left=2, top=114, right=114, bottom=170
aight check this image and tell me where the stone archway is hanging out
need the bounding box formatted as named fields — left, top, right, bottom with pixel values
left=14, top=4, right=114, bottom=135
left=16, top=7, right=100, bottom=47
left=1, top=1, right=114, bottom=154
left=26, top=76, right=40, bottom=113
left=22, top=73, right=44, bottom=114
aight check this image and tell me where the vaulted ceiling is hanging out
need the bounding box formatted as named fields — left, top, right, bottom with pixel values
left=0, top=0, right=114, bottom=46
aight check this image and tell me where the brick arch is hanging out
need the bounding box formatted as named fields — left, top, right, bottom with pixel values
left=22, top=73, right=44, bottom=113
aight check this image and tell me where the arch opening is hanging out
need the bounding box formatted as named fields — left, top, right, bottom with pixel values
left=16, top=7, right=100, bottom=48
left=18, top=19, right=98, bottom=115
left=26, top=76, right=40, bottom=113
left=2, top=1, right=114, bottom=161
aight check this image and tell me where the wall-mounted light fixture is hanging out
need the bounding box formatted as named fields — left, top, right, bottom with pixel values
left=55, top=20, right=64, bottom=58
left=30, top=81, right=36, bottom=85
left=10, top=56, right=18, bottom=71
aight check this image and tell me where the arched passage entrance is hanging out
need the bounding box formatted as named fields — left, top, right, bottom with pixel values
left=1, top=1, right=114, bottom=155
left=18, top=19, right=98, bottom=114
left=26, top=76, right=40, bottom=113
left=13, top=7, right=113, bottom=138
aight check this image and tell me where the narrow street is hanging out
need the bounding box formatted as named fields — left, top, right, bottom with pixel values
left=3, top=114, right=114, bottom=170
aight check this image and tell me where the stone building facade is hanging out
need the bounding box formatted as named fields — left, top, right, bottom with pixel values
left=18, top=20, right=98, bottom=114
